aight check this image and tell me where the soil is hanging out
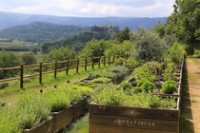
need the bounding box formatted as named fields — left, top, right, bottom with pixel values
left=181, top=58, right=200, bottom=133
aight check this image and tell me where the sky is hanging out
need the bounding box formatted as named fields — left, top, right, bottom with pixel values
left=0, top=0, right=175, bottom=17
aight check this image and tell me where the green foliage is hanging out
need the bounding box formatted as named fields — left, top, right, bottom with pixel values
left=90, top=77, right=111, bottom=84
left=109, top=65, right=129, bottom=77
left=164, top=0, right=200, bottom=54
left=121, top=82, right=133, bottom=91
left=117, top=27, right=130, bottom=43
left=163, top=62, right=176, bottom=81
left=16, top=94, right=50, bottom=129
left=0, top=108, right=21, bottom=133
left=0, top=82, right=9, bottom=90
left=132, top=28, right=167, bottom=61
left=164, top=42, right=185, bottom=64
left=115, top=58, right=139, bottom=69
left=44, top=46, right=76, bottom=62
left=42, top=25, right=119, bottom=53
left=0, top=51, right=21, bottom=79
left=44, top=89, right=70, bottom=112
left=161, top=80, right=177, bottom=94
left=0, top=22, right=89, bottom=43
left=134, top=61, right=162, bottom=81
left=91, top=84, right=125, bottom=105
left=76, top=82, right=97, bottom=89
left=137, top=78, right=156, bottom=93
left=67, top=115, right=89, bottom=133
left=80, top=39, right=110, bottom=57
left=154, top=21, right=165, bottom=38
left=21, top=53, right=37, bottom=65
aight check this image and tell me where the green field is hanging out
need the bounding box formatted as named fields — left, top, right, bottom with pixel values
left=0, top=39, right=40, bottom=53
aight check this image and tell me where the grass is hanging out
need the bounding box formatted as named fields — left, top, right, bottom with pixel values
left=66, top=114, right=89, bottom=133
left=0, top=65, right=112, bottom=106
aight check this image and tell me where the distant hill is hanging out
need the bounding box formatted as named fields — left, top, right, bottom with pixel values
left=42, top=25, right=119, bottom=52
left=0, top=22, right=89, bottom=43
left=0, top=11, right=167, bottom=31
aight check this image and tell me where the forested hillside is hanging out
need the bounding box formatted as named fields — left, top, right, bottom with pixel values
left=0, top=22, right=89, bottom=43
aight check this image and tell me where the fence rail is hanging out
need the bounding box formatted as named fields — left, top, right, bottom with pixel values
left=0, top=55, right=127, bottom=88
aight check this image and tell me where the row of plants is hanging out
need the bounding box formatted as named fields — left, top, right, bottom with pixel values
left=89, top=43, right=185, bottom=133
left=0, top=85, right=93, bottom=132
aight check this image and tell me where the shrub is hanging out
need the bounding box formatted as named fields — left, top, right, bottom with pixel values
left=109, top=65, right=129, bottom=77
left=0, top=107, right=21, bottom=133
left=133, top=87, right=142, bottom=93
left=161, top=80, right=177, bottom=94
left=0, top=82, right=9, bottom=89
left=90, top=77, right=111, bottom=84
left=16, top=94, right=50, bottom=129
left=91, top=84, right=125, bottom=106
left=132, top=28, right=167, bottom=61
left=134, top=62, right=162, bottom=81
left=44, top=89, right=70, bottom=112
left=163, top=62, right=176, bottom=81
left=121, top=82, right=133, bottom=94
left=88, top=71, right=116, bottom=80
left=76, top=82, right=97, bottom=89
left=137, top=78, right=156, bottom=92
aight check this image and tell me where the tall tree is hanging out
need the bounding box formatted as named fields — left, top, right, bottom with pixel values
left=165, top=0, right=200, bottom=54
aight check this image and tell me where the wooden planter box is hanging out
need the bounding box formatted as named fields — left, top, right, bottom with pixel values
left=52, top=107, right=73, bottom=132
left=23, top=117, right=53, bottom=133
left=72, top=96, right=89, bottom=119
left=89, top=99, right=180, bottom=133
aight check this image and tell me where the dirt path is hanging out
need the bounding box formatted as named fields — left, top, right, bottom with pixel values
left=181, top=58, right=200, bottom=133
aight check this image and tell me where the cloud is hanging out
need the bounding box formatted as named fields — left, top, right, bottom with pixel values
left=0, top=0, right=175, bottom=17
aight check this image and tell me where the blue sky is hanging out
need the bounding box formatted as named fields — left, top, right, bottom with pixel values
left=0, top=0, right=175, bottom=17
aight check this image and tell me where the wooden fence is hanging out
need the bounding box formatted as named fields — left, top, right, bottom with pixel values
left=0, top=55, right=126, bottom=88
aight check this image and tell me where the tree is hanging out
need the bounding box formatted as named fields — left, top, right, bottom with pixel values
left=80, top=39, right=110, bottom=57
left=132, top=28, right=167, bottom=61
left=154, top=21, right=165, bottom=38
left=117, top=27, right=130, bottom=43
left=21, top=53, right=37, bottom=65
left=44, top=46, right=76, bottom=62
left=165, top=0, right=200, bottom=54
left=0, top=51, right=21, bottom=79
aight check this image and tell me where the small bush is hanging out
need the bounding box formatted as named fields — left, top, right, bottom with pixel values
left=121, top=82, right=133, bottom=90
left=161, top=80, right=177, bottom=94
left=44, top=89, right=70, bottom=112
left=0, top=83, right=9, bottom=89
left=163, top=62, right=176, bottom=81
left=110, top=66, right=129, bottom=76
left=133, top=87, right=142, bottom=93
left=90, top=77, right=111, bottom=84
left=76, top=82, right=97, bottom=88
left=137, top=78, right=156, bottom=92
left=16, top=94, right=50, bottom=129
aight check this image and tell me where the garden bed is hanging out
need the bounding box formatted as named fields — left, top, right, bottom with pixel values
left=89, top=98, right=180, bottom=133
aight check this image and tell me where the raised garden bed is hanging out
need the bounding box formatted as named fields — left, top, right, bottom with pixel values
left=23, top=117, right=53, bottom=133
left=52, top=107, right=73, bottom=132
left=89, top=98, right=180, bottom=133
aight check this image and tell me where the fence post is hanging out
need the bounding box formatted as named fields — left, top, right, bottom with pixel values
left=39, top=63, right=43, bottom=85
left=98, top=56, right=101, bottom=68
left=92, top=57, right=94, bottom=69
left=108, top=56, right=111, bottom=65
left=104, top=56, right=106, bottom=66
left=54, top=61, right=57, bottom=79
left=113, top=55, right=115, bottom=64
left=85, top=57, right=87, bottom=71
left=76, top=58, right=79, bottom=74
left=20, top=65, right=24, bottom=88
left=66, top=60, right=69, bottom=75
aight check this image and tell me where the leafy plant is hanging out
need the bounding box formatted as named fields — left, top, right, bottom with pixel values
left=163, top=62, right=176, bottom=81
left=109, top=65, right=129, bottom=77
left=90, top=77, right=111, bottom=84
left=121, top=82, right=133, bottom=94
left=0, top=82, right=9, bottom=90
left=44, top=89, right=70, bottom=112
left=161, top=80, right=177, bottom=94
left=16, top=94, right=50, bottom=129
left=134, top=62, right=162, bottom=81
left=136, top=78, right=156, bottom=93
left=0, top=107, right=21, bottom=133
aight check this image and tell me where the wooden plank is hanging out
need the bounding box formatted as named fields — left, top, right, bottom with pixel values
left=0, top=77, right=20, bottom=82
left=0, top=66, right=20, bottom=71
left=89, top=114, right=178, bottom=132
left=89, top=104, right=179, bottom=121
left=89, top=124, right=177, bottom=133
left=20, top=65, right=24, bottom=88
